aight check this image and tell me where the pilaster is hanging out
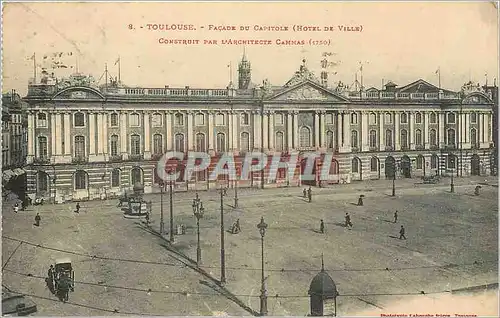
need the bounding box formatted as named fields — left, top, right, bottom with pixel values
left=268, top=111, right=275, bottom=150
left=424, top=112, right=430, bottom=149
left=409, top=112, right=415, bottom=150
left=166, top=112, right=172, bottom=151
left=395, top=112, right=400, bottom=151
left=293, top=110, right=299, bottom=149
left=361, top=111, right=368, bottom=151
left=378, top=112, right=385, bottom=151
left=287, top=112, right=293, bottom=151
left=439, top=111, right=445, bottom=147
left=314, top=111, right=320, bottom=149
left=120, top=112, right=128, bottom=160
left=144, top=112, right=151, bottom=159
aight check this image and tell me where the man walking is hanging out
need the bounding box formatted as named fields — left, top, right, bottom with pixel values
left=307, top=187, right=312, bottom=203
left=394, top=210, right=398, bottom=223
left=320, top=219, right=325, bottom=234
left=345, top=213, right=353, bottom=228
left=303, top=188, right=307, bottom=198
left=399, top=225, right=406, bottom=240
left=47, top=265, right=55, bottom=294
left=34, top=213, right=41, bottom=226
left=75, top=202, right=80, bottom=213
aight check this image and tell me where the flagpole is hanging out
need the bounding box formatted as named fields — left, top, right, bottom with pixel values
left=438, top=67, right=441, bottom=89
left=33, top=53, right=37, bottom=83
left=229, top=61, right=232, bottom=84
left=118, top=56, right=121, bottom=83
left=105, top=63, right=108, bottom=91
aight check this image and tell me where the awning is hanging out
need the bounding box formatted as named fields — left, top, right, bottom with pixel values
left=2, top=170, right=14, bottom=182
left=12, top=168, right=26, bottom=177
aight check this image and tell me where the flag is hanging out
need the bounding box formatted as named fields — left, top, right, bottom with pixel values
left=360, top=65, right=363, bottom=72
left=435, top=68, right=440, bottom=75
left=114, top=57, right=120, bottom=66
left=27, top=53, right=35, bottom=60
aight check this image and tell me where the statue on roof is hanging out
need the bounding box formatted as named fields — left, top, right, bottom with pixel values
left=461, top=80, right=485, bottom=95
left=284, top=59, right=321, bottom=87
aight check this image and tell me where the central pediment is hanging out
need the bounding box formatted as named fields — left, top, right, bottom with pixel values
left=268, top=80, right=349, bottom=102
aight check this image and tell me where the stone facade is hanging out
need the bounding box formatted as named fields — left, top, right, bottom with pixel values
left=22, top=60, right=495, bottom=203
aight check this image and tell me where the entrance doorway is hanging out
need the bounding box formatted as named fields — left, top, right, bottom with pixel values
left=471, top=154, right=480, bottom=176
left=385, top=156, right=395, bottom=179
left=401, top=155, right=411, bottom=178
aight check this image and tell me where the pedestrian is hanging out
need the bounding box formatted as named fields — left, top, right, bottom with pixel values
left=75, top=202, right=80, bottom=213
left=320, top=219, right=325, bottom=234
left=34, top=213, right=41, bottom=226
left=13, top=203, right=19, bottom=213
left=399, top=225, right=407, bottom=240
left=345, top=213, right=353, bottom=228
left=145, top=212, right=150, bottom=226
left=394, top=210, right=398, bottom=223
left=307, top=187, right=312, bottom=203
left=303, top=188, right=307, bottom=198
left=47, top=265, right=55, bottom=294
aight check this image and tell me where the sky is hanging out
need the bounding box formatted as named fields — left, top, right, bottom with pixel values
left=2, top=1, right=499, bottom=96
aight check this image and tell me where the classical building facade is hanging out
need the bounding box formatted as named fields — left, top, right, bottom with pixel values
left=2, top=91, right=28, bottom=196
left=23, top=58, right=495, bottom=203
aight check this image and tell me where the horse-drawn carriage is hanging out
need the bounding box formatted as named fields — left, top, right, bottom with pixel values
left=52, top=258, right=74, bottom=302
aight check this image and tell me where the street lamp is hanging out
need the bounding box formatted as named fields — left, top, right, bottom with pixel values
left=192, top=195, right=204, bottom=266
left=219, top=186, right=227, bottom=284
left=257, top=216, right=268, bottom=316
left=391, top=160, right=396, bottom=197
left=160, top=181, right=165, bottom=235
left=234, top=174, right=239, bottom=208
left=449, top=154, right=455, bottom=193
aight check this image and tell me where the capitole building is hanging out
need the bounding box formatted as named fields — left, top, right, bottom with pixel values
left=23, top=54, right=495, bottom=203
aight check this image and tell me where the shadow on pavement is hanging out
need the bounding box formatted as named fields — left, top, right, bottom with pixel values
left=333, top=222, right=346, bottom=228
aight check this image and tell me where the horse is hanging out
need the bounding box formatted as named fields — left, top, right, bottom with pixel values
left=55, top=275, right=71, bottom=302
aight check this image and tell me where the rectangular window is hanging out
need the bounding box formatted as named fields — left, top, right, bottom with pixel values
left=130, top=135, right=141, bottom=155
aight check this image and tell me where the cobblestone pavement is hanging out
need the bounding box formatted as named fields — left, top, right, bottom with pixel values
left=2, top=176, right=498, bottom=316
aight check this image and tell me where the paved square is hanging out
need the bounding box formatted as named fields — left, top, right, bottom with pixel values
left=2, top=176, right=498, bottom=316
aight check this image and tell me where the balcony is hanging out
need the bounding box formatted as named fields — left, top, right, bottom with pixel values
left=129, top=154, right=144, bottom=161
left=108, top=154, right=123, bottom=162
left=32, top=157, right=50, bottom=164
left=72, top=156, right=88, bottom=164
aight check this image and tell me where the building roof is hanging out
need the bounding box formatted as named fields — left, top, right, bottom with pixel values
left=308, top=256, right=338, bottom=298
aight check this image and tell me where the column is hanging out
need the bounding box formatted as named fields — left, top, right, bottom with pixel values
left=97, top=113, right=104, bottom=155
left=337, top=112, right=343, bottom=148
left=409, top=112, right=415, bottom=150
left=314, top=111, right=320, bottom=148
left=287, top=112, right=293, bottom=151
left=166, top=112, right=172, bottom=151
left=187, top=111, right=194, bottom=151
left=341, top=111, right=351, bottom=152
left=208, top=112, right=215, bottom=151
left=459, top=112, right=466, bottom=144
left=482, top=113, right=489, bottom=147
left=120, top=112, right=128, bottom=158
left=319, top=111, right=325, bottom=148
left=89, top=113, right=96, bottom=155
left=262, top=112, right=269, bottom=150
left=379, top=112, right=385, bottom=151
left=439, top=112, right=445, bottom=146
left=63, top=113, right=70, bottom=155
left=394, top=112, right=400, bottom=151
left=488, top=113, right=493, bottom=143
left=361, top=111, right=368, bottom=151
left=55, top=114, right=62, bottom=155
left=424, top=112, right=429, bottom=148
left=144, top=112, right=151, bottom=155
left=268, top=112, right=274, bottom=150
left=102, top=113, right=108, bottom=156
left=50, top=113, right=56, bottom=157
left=27, top=113, right=34, bottom=159
left=463, top=112, right=470, bottom=148
left=293, top=111, right=299, bottom=149
left=253, top=111, right=261, bottom=149
left=231, top=112, right=238, bottom=151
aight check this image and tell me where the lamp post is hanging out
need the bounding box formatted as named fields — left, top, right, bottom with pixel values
left=450, top=154, right=455, bottom=193
left=169, top=168, right=176, bottom=243
left=51, top=165, right=57, bottom=203
left=234, top=175, right=239, bottom=208
left=257, top=216, right=268, bottom=316
left=219, top=186, right=227, bottom=284
left=160, top=181, right=165, bottom=235
left=391, top=160, right=396, bottom=197
left=192, top=195, right=204, bottom=266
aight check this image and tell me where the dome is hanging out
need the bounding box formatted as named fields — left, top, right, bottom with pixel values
left=308, top=270, right=338, bottom=298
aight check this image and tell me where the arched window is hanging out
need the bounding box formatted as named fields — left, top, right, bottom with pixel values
left=275, top=131, right=284, bottom=151
left=240, top=132, right=250, bottom=152
left=415, top=129, right=422, bottom=146
left=240, top=113, right=249, bottom=125
left=447, top=129, right=456, bottom=146
left=400, top=112, right=408, bottom=124
left=326, top=131, right=334, bottom=149
left=369, top=130, right=377, bottom=148
left=431, top=154, right=439, bottom=169
left=175, top=113, right=184, bottom=126
left=430, top=112, right=437, bottom=124
left=37, top=171, right=49, bottom=192
left=385, top=112, right=392, bottom=124
left=131, top=167, right=143, bottom=185
left=130, top=134, right=141, bottom=155
left=299, top=126, right=311, bottom=147
left=351, top=130, right=359, bottom=148
left=369, top=113, right=377, bottom=125
left=153, top=134, right=163, bottom=155
left=74, top=170, right=87, bottom=190
left=470, top=128, right=478, bottom=146
left=351, top=158, right=359, bottom=173
left=196, top=133, right=206, bottom=152
left=111, top=169, right=120, bottom=187
left=110, top=113, right=119, bottom=127
left=195, top=113, right=205, bottom=126
left=175, top=134, right=185, bottom=152
left=110, top=135, right=119, bottom=156
left=415, top=112, right=422, bottom=124
left=351, top=113, right=358, bottom=124
left=430, top=129, right=437, bottom=146
left=74, top=136, right=85, bottom=158
left=74, top=112, right=85, bottom=127
left=400, top=129, right=408, bottom=148
left=216, top=113, right=225, bottom=126
left=152, top=113, right=162, bottom=127
left=416, top=155, right=424, bottom=169
left=447, top=112, right=456, bottom=124
left=38, top=136, right=48, bottom=158
left=216, top=133, right=226, bottom=152
left=370, top=157, right=379, bottom=172
left=275, top=113, right=284, bottom=125
left=385, top=129, right=393, bottom=147
left=129, top=113, right=140, bottom=127
left=37, top=113, right=47, bottom=127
